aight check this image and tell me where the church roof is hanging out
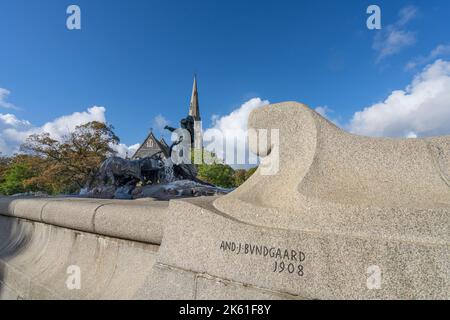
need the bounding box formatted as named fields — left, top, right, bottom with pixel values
left=131, top=131, right=164, bottom=159
left=159, top=137, right=169, bottom=148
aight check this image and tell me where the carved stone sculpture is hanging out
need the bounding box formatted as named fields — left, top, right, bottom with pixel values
left=158, top=101, right=450, bottom=299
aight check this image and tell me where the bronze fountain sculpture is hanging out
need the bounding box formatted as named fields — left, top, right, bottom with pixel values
left=85, top=115, right=223, bottom=200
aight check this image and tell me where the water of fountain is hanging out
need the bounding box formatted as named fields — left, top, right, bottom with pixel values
left=162, top=158, right=175, bottom=183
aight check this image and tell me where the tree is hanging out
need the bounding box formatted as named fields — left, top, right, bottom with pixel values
left=20, top=154, right=68, bottom=194
left=0, top=156, right=12, bottom=186
left=233, top=169, right=247, bottom=187
left=197, top=163, right=236, bottom=188
left=245, top=167, right=257, bottom=180
left=0, top=157, right=37, bottom=195
left=193, top=148, right=259, bottom=188
left=21, top=121, right=119, bottom=193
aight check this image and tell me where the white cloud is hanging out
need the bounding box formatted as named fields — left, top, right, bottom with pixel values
left=153, top=114, right=170, bottom=131
left=113, top=143, right=140, bottom=159
left=44, top=106, right=107, bottom=140
left=397, top=5, right=419, bottom=26
left=348, top=59, right=450, bottom=138
left=406, top=132, right=418, bottom=139
left=0, top=114, right=31, bottom=127
left=203, top=97, right=269, bottom=165
left=406, top=44, right=450, bottom=70
left=314, top=105, right=342, bottom=127
left=1, top=106, right=108, bottom=150
left=0, top=104, right=138, bottom=157
left=315, top=106, right=332, bottom=117
left=0, top=88, right=18, bottom=110
left=373, top=6, right=418, bottom=62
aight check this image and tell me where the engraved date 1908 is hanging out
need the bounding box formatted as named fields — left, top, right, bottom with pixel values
left=273, top=261, right=304, bottom=276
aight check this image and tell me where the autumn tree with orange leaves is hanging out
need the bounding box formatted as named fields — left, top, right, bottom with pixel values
left=14, top=121, right=120, bottom=194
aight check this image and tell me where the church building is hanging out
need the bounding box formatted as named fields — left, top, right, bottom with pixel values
left=131, top=76, right=202, bottom=159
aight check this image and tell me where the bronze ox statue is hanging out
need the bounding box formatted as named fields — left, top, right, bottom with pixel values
left=97, top=156, right=164, bottom=186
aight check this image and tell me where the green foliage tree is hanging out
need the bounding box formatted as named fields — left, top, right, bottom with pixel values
left=232, top=167, right=258, bottom=187
left=192, top=149, right=259, bottom=188
left=233, top=169, right=247, bottom=187
left=0, top=160, right=36, bottom=195
left=197, top=163, right=236, bottom=188
left=245, top=167, right=257, bottom=180
left=0, top=156, right=12, bottom=186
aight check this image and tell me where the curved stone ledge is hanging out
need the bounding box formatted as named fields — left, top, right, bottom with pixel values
left=0, top=215, right=161, bottom=299
left=0, top=197, right=167, bottom=245
left=0, top=203, right=290, bottom=300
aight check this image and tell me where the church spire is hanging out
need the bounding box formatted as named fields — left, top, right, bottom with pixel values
left=189, top=75, right=201, bottom=121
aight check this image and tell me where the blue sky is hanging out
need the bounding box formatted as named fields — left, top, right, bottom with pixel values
left=1, top=0, right=450, bottom=156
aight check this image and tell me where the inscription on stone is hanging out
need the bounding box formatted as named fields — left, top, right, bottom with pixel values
left=219, top=240, right=306, bottom=276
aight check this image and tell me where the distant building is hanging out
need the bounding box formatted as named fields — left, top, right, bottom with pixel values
left=131, top=131, right=169, bottom=159
left=132, top=76, right=202, bottom=159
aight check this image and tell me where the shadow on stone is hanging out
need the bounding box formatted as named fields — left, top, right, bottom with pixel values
left=0, top=198, right=33, bottom=299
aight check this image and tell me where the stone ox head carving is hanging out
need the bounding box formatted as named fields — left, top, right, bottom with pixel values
left=214, top=101, right=450, bottom=241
